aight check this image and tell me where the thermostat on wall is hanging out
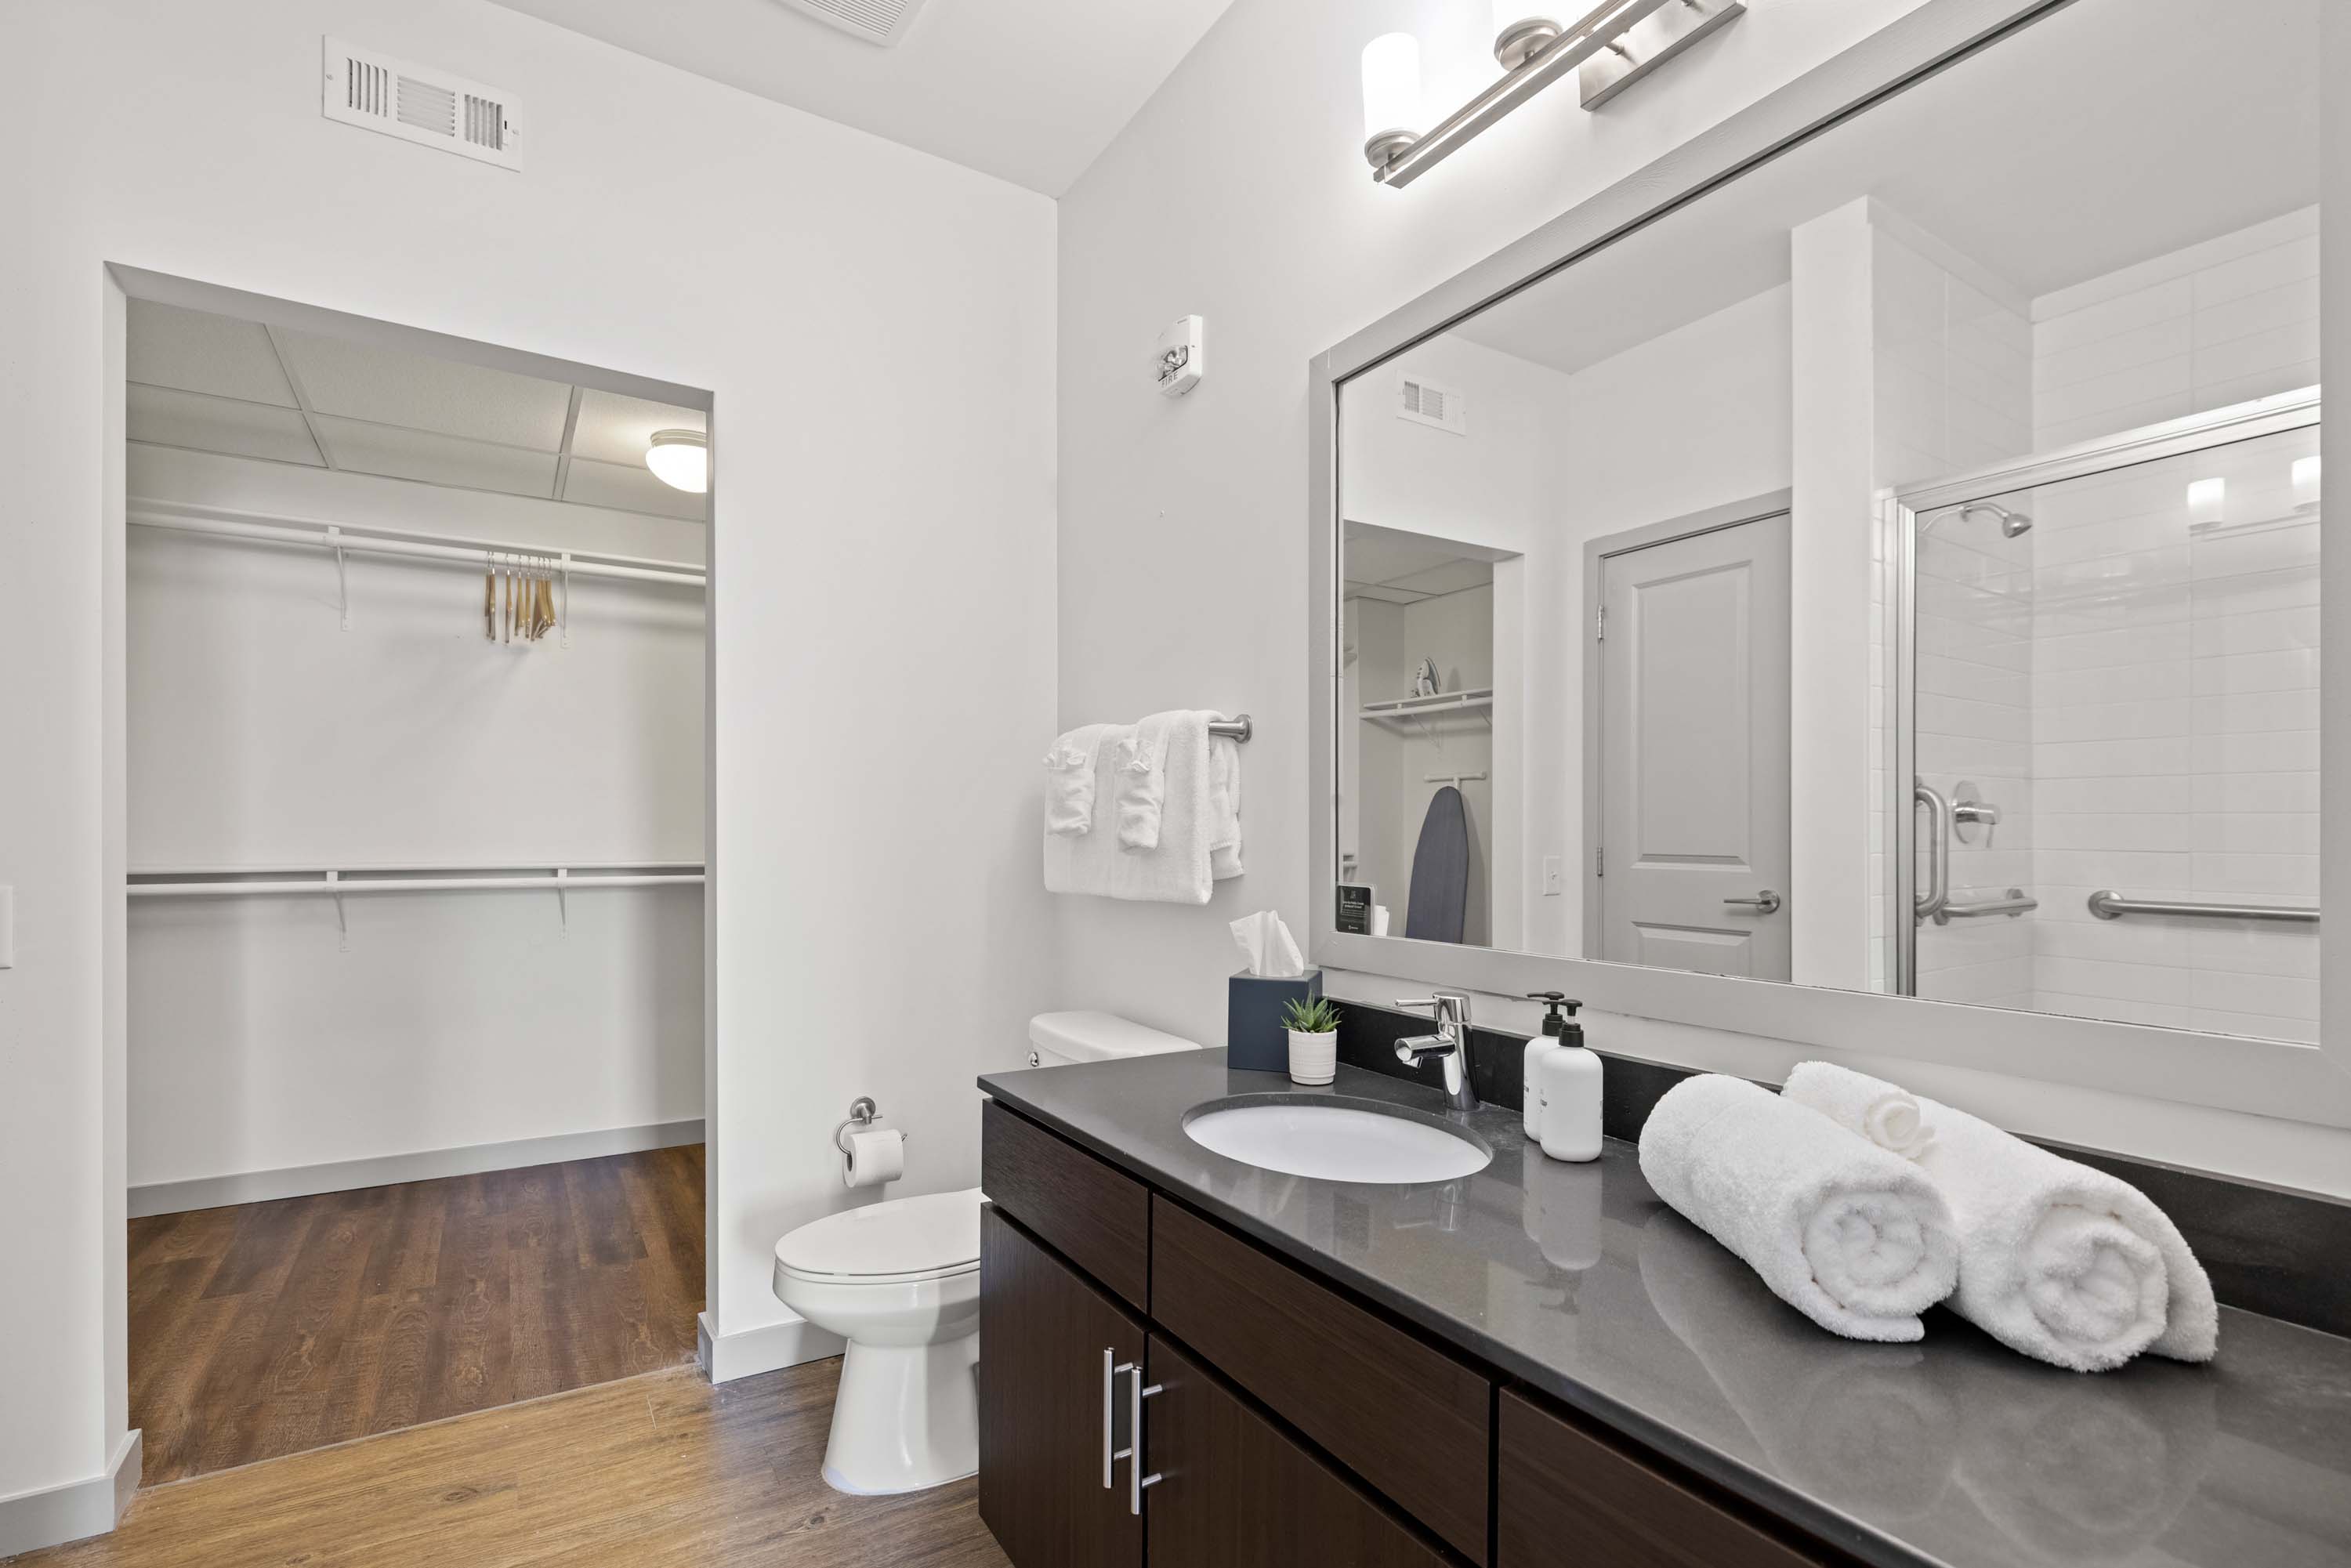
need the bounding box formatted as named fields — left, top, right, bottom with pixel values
left=1156, top=315, right=1204, bottom=397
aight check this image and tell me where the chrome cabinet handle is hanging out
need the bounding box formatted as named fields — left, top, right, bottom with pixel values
left=1129, top=1364, right=1163, bottom=1515
left=1722, top=890, right=1781, bottom=915
left=1103, top=1349, right=1135, bottom=1489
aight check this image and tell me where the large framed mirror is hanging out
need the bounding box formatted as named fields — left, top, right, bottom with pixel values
left=1310, top=0, right=2351, bottom=1124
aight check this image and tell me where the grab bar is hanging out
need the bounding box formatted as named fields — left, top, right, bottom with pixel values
left=1936, top=887, right=2037, bottom=925
left=1913, top=780, right=1951, bottom=922
left=2088, top=891, right=2318, bottom=925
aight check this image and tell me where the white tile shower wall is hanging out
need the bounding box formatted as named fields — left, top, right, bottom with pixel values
left=2024, top=430, right=2320, bottom=1041
left=1867, top=209, right=2036, bottom=1004
left=2032, top=208, right=2320, bottom=451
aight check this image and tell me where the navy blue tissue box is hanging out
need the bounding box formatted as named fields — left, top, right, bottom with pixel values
left=1226, top=969, right=1323, bottom=1074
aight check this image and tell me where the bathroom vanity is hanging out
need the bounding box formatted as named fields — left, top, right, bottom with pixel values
left=975, top=1050, right=2351, bottom=1568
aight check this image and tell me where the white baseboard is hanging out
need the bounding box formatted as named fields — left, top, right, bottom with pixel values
left=129, top=1119, right=705, bottom=1218
left=697, top=1311, right=845, bottom=1384
left=0, top=1429, right=140, bottom=1557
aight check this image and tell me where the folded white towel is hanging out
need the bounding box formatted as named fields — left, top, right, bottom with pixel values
left=1042, top=724, right=1112, bottom=836
left=1113, top=714, right=1175, bottom=850
left=1782, top=1062, right=2218, bottom=1373
left=1782, top=1060, right=1935, bottom=1158
left=1043, top=711, right=1240, bottom=903
left=1207, top=730, right=1242, bottom=881
left=1639, top=1074, right=1959, bottom=1343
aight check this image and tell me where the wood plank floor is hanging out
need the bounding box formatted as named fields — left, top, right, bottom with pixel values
left=128, top=1144, right=705, bottom=1486
left=9, top=1360, right=1012, bottom=1567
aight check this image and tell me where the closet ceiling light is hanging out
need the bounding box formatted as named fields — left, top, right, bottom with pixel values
left=646, top=429, right=708, bottom=494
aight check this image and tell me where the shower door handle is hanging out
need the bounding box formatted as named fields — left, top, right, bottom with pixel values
left=1723, top=890, right=1781, bottom=915
left=1914, top=780, right=1951, bottom=922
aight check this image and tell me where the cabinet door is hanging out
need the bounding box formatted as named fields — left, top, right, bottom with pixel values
left=977, top=1206, right=1146, bottom=1568
left=1145, top=1334, right=1450, bottom=1568
left=1498, top=1389, right=1825, bottom=1567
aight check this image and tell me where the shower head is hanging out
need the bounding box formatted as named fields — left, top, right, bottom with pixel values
left=1936, top=501, right=2034, bottom=538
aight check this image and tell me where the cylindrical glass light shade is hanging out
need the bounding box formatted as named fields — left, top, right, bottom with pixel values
left=1360, top=33, right=1422, bottom=147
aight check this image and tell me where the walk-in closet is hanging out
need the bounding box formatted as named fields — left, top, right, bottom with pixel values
left=120, top=288, right=711, bottom=1484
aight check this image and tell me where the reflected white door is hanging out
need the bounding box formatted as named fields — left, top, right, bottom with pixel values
left=1596, top=513, right=1792, bottom=979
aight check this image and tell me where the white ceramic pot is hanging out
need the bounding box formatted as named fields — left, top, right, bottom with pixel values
left=1287, top=1028, right=1337, bottom=1086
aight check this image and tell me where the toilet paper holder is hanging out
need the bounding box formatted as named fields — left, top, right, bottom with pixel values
left=834, top=1096, right=907, bottom=1159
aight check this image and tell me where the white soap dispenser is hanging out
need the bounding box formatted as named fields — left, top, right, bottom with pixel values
left=1536, top=998, right=1602, bottom=1162
left=1520, top=992, right=1571, bottom=1138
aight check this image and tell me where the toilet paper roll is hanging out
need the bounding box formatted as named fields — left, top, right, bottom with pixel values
left=842, top=1127, right=906, bottom=1190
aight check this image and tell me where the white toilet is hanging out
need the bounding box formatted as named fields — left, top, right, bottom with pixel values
left=773, top=1012, right=1201, bottom=1495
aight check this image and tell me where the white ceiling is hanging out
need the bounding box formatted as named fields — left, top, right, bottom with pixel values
left=126, top=299, right=708, bottom=521
left=1454, top=0, right=2317, bottom=376
left=1343, top=524, right=1495, bottom=606
left=487, top=0, right=1239, bottom=196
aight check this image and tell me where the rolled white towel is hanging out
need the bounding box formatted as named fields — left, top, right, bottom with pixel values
left=1784, top=1059, right=1934, bottom=1157
left=1638, top=1075, right=1959, bottom=1343
left=1782, top=1062, right=2218, bottom=1373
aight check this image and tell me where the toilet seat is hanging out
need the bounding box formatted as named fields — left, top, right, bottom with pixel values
left=774, top=1187, right=981, bottom=1287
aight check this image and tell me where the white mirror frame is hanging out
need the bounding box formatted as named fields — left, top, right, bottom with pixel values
left=1307, top=0, right=2351, bottom=1128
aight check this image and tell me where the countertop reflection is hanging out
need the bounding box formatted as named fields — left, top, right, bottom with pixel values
left=978, top=1050, right=2351, bottom=1568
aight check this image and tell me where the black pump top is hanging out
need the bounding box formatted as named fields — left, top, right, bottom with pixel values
left=1526, top=992, right=1584, bottom=1042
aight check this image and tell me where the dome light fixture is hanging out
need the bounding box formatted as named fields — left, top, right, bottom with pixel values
left=645, top=429, right=708, bottom=494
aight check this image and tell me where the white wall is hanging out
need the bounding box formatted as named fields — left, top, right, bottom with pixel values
left=1055, top=0, right=2351, bottom=1216
left=0, top=0, right=1055, bottom=1519
left=125, top=447, right=705, bottom=1190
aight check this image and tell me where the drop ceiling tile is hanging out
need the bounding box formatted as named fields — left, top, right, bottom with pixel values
left=1344, top=583, right=1429, bottom=605
left=127, top=300, right=299, bottom=407
left=561, top=455, right=709, bottom=521
left=1343, top=537, right=1472, bottom=585
left=312, top=416, right=557, bottom=498
left=570, top=389, right=706, bottom=468
left=278, top=331, right=574, bottom=450
left=1387, top=559, right=1495, bottom=597
left=127, top=384, right=324, bottom=466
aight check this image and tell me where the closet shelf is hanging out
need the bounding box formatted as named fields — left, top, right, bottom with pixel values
left=1359, top=689, right=1494, bottom=729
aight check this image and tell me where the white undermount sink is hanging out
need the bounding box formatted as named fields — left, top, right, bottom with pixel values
left=1183, top=1097, right=1491, bottom=1183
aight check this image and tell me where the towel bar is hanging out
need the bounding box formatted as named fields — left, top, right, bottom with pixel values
left=2088, top=891, right=2317, bottom=924
left=1208, top=715, right=1253, bottom=741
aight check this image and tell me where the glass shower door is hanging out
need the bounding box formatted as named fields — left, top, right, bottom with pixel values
left=1892, top=397, right=2320, bottom=1041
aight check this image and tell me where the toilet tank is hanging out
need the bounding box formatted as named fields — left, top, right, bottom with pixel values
left=1027, top=1011, right=1203, bottom=1069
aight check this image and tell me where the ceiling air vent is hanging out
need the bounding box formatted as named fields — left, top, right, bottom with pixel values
left=1398, top=373, right=1468, bottom=436
left=323, top=38, right=520, bottom=171
left=774, top=0, right=934, bottom=48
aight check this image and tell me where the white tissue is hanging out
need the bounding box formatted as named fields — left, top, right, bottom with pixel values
left=1230, top=911, right=1306, bottom=978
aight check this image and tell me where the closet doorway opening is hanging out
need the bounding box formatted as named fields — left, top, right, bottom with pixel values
left=113, top=272, right=712, bottom=1487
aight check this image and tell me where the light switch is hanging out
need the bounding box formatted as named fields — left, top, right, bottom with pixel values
left=0, top=885, right=13, bottom=968
left=1541, top=856, right=1563, bottom=896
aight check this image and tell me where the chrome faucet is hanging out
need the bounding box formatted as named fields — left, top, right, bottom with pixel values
left=1395, top=992, right=1479, bottom=1111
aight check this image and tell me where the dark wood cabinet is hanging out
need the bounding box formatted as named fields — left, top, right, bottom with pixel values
left=1498, top=1389, right=1827, bottom=1567
left=976, top=1206, right=1146, bottom=1568
left=1144, top=1334, right=1451, bottom=1568
left=981, top=1100, right=1152, bottom=1310
left=1150, top=1197, right=1492, bottom=1564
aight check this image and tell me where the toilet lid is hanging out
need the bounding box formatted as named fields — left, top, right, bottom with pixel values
left=774, top=1187, right=984, bottom=1284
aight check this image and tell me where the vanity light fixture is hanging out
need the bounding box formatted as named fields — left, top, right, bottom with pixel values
left=645, top=429, right=708, bottom=494
left=1363, top=0, right=1745, bottom=187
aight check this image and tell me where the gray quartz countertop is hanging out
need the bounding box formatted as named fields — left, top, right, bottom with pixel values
left=977, top=1050, right=2351, bottom=1568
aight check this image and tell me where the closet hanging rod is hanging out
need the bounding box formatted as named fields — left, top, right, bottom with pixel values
left=128, top=868, right=705, bottom=897
left=125, top=500, right=707, bottom=588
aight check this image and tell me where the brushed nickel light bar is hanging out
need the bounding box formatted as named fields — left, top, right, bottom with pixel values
left=1362, top=0, right=1746, bottom=188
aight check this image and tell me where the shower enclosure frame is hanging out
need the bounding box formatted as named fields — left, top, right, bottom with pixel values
left=1887, top=386, right=2323, bottom=998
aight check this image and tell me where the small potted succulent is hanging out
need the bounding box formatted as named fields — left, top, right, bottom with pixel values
left=1280, top=998, right=1341, bottom=1087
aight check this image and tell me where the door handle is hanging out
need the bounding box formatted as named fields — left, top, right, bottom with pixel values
left=1129, top=1363, right=1163, bottom=1515
left=1722, top=890, right=1781, bottom=915
left=1914, top=780, right=1951, bottom=922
